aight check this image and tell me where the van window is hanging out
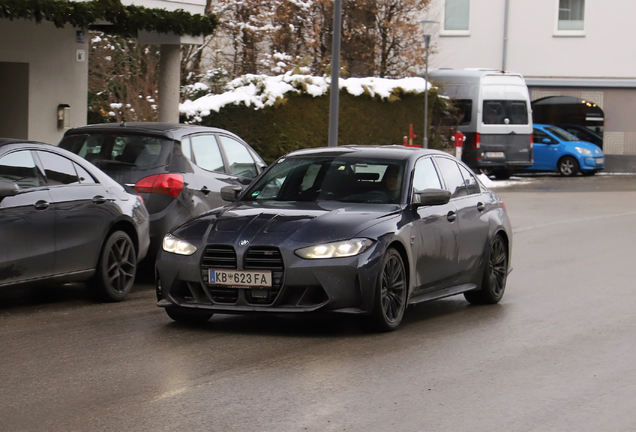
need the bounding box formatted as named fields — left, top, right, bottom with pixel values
left=482, top=100, right=528, bottom=125
left=483, top=101, right=506, bottom=124
left=453, top=99, right=473, bottom=125
left=509, top=101, right=528, bottom=124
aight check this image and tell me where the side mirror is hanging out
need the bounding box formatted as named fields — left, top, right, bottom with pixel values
left=221, top=185, right=244, bottom=202
left=542, top=138, right=551, bottom=144
left=0, top=179, right=19, bottom=198
left=412, top=188, right=451, bottom=207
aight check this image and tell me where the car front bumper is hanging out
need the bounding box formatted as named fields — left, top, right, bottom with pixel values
left=155, top=242, right=384, bottom=315
left=582, top=156, right=604, bottom=170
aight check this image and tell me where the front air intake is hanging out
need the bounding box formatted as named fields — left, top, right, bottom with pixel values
left=202, top=245, right=237, bottom=269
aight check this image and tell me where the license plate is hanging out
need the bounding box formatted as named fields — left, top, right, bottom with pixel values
left=596, top=158, right=604, bottom=165
left=209, top=269, right=272, bottom=287
left=486, top=152, right=505, bottom=158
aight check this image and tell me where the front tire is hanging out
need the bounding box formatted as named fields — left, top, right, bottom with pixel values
left=465, top=235, right=508, bottom=305
left=91, top=231, right=137, bottom=302
left=369, top=248, right=407, bottom=332
left=165, top=307, right=213, bottom=324
left=558, top=156, right=580, bottom=177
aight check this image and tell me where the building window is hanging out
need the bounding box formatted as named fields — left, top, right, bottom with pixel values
left=558, top=0, right=585, bottom=31
left=444, top=0, right=470, bottom=32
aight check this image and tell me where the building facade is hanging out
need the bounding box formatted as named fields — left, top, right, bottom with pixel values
left=424, top=0, right=636, bottom=156
left=0, top=0, right=206, bottom=144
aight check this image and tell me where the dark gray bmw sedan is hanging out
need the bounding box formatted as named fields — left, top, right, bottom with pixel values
left=155, top=146, right=512, bottom=331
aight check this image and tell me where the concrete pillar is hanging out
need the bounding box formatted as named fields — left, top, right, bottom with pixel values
left=158, top=44, right=181, bottom=123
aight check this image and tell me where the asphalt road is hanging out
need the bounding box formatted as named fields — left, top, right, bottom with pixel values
left=1, top=174, right=635, bottom=432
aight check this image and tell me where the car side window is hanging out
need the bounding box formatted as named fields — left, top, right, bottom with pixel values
left=534, top=128, right=557, bottom=144
left=36, top=151, right=79, bottom=186
left=218, top=136, right=258, bottom=179
left=435, top=157, right=467, bottom=198
left=413, top=157, right=442, bottom=191
left=458, top=164, right=480, bottom=195
left=191, top=135, right=225, bottom=173
left=0, top=150, right=41, bottom=190
left=74, top=163, right=96, bottom=184
left=181, top=137, right=192, bottom=161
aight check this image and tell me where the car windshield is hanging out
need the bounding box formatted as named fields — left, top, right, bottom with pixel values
left=59, top=133, right=173, bottom=169
left=545, top=126, right=580, bottom=142
left=243, top=156, right=406, bottom=204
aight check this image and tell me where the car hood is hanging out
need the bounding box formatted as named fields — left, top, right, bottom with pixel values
left=173, top=201, right=402, bottom=245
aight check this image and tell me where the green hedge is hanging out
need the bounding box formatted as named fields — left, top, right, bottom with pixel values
left=192, top=89, right=448, bottom=164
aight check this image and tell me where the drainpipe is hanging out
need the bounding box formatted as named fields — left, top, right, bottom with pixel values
left=502, top=0, right=510, bottom=72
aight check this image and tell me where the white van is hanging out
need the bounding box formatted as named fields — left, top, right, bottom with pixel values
left=430, top=69, right=533, bottom=179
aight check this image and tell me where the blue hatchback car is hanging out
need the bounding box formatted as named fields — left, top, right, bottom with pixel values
left=529, top=124, right=604, bottom=176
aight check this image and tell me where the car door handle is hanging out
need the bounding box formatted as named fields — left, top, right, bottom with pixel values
left=447, top=211, right=456, bottom=223
left=477, top=202, right=485, bottom=212
left=34, top=200, right=49, bottom=210
left=200, top=186, right=211, bottom=195
left=92, top=195, right=107, bottom=204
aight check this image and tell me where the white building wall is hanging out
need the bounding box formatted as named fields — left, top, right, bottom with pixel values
left=72, top=0, right=206, bottom=14
left=123, top=0, right=206, bottom=14
left=0, top=19, right=89, bottom=144
left=427, top=0, right=636, bottom=79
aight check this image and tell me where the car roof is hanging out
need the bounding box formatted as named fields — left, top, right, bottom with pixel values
left=430, top=68, right=525, bottom=84
left=283, top=145, right=449, bottom=161
left=0, top=138, right=45, bottom=148
left=62, top=122, right=239, bottom=141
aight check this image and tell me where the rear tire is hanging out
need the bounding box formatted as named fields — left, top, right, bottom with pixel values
left=91, top=231, right=137, bottom=302
left=558, top=156, right=580, bottom=177
left=465, top=235, right=508, bottom=305
left=493, top=168, right=513, bottom=180
left=480, top=168, right=494, bottom=177
left=165, top=307, right=213, bottom=324
left=368, top=248, right=407, bottom=332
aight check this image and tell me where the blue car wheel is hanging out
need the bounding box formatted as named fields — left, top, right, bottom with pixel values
left=558, top=156, right=580, bottom=177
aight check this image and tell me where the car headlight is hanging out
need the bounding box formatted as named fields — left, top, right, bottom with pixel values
left=162, top=234, right=197, bottom=256
left=295, top=238, right=374, bottom=259
left=575, top=147, right=592, bottom=155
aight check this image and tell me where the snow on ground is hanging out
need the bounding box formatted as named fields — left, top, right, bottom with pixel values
left=597, top=172, right=636, bottom=176
left=180, top=73, right=431, bottom=121
left=477, top=174, right=533, bottom=188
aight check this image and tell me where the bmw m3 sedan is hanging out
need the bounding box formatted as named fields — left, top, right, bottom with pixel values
left=155, top=146, right=512, bottom=331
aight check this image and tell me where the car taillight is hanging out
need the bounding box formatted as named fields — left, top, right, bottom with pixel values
left=134, top=174, right=184, bottom=199
left=473, top=133, right=481, bottom=150
left=502, top=201, right=507, bottom=211
left=530, top=133, right=534, bottom=150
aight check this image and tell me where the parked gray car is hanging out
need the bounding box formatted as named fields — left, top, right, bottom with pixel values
left=59, top=123, right=266, bottom=260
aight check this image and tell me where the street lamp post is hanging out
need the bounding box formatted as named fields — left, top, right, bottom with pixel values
left=328, top=0, right=343, bottom=147
left=419, top=20, right=439, bottom=149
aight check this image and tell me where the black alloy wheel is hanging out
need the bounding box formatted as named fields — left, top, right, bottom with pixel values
left=465, top=235, right=508, bottom=305
left=165, top=307, right=213, bottom=324
left=558, top=156, right=580, bottom=177
left=369, top=248, right=407, bottom=331
left=92, top=231, right=137, bottom=302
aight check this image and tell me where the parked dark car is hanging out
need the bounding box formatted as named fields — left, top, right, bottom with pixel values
left=59, top=123, right=266, bottom=259
left=155, top=146, right=512, bottom=331
left=0, top=139, right=149, bottom=301
left=553, top=124, right=603, bottom=149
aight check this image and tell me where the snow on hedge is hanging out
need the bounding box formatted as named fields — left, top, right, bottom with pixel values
left=180, top=72, right=431, bottom=122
